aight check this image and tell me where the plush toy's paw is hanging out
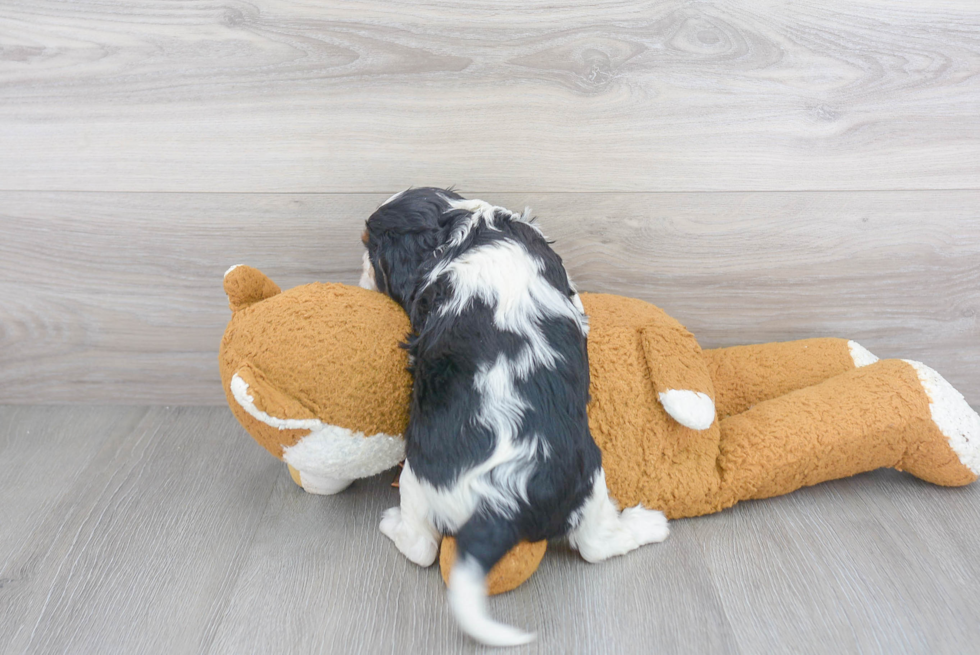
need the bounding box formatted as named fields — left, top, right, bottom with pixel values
left=380, top=507, right=439, bottom=567
left=299, top=472, right=353, bottom=495
left=658, top=389, right=715, bottom=430
left=848, top=340, right=879, bottom=367
left=620, top=505, right=669, bottom=545
left=286, top=463, right=354, bottom=494
left=904, top=360, right=980, bottom=477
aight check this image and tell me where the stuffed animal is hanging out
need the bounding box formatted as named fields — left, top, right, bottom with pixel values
left=219, top=265, right=980, bottom=594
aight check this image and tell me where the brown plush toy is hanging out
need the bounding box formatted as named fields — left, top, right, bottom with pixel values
left=219, top=265, right=980, bottom=594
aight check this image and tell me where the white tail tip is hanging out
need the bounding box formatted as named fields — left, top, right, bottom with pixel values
left=448, top=555, right=536, bottom=647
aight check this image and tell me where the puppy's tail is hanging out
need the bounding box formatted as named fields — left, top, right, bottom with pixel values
left=448, top=513, right=536, bottom=647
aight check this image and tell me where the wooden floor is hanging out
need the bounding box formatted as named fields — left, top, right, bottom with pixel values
left=2, top=405, right=979, bottom=655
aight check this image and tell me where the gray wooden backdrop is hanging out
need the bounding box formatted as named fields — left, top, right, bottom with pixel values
left=1, top=0, right=978, bottom=404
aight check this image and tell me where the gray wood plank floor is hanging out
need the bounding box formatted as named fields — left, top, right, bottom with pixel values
left=2, top=405, right=979, bottom=655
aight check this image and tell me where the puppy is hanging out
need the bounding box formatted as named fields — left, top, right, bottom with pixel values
left=361, top=188, right=668, bottom=646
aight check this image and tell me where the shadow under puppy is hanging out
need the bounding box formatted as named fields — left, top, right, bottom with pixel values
left=360, top=188, right=668, bottom=646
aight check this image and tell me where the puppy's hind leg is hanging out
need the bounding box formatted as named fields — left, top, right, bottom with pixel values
left=379, top=460, right=440, bottom=567
left=568, top=469, right=669, bottom=563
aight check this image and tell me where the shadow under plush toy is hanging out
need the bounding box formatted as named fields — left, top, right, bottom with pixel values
left=219, top=264, right=980, bottom=594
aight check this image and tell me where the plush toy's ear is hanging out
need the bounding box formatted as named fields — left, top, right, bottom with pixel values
left=223, top=264, right=282, bottom=313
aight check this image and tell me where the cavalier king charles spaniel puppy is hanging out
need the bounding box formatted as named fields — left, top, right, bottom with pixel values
left=360, top=187, right=668, bottom=646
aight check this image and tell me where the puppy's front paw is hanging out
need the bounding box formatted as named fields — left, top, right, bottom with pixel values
left=379, top=506, right=439, bottom=567
left=621, top=505, right=669, bottom=545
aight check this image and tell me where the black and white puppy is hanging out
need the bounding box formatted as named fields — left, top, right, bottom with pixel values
left=361, top=188, right=668, bottom=647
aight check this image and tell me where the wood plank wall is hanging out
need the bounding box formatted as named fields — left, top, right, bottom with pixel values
left=1, top=1, right=978, bottom=404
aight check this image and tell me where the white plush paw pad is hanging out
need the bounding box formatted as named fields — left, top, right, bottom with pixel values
left=298, top=472, right=353, bottom=495
left=904, top=360, right=980, bottom=476
left=620, top=505, right=669, bottom=545
left=659, top=390, right=715, bottom=430
left=379, top=507, right=439, bottom=567
left=848, top=340, right=879, bottom=367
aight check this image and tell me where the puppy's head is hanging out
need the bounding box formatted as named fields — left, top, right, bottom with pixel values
left=361, top=187, right=463, bottom=307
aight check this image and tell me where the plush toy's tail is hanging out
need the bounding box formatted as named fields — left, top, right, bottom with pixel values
left=448, top=514, right=536, bottom=647
left=223, top=264, right=281, bottom=312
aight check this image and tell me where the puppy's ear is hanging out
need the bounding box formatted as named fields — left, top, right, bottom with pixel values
left=436, top=208, right=481, bottom=252
left=408, top=274, right=448, bottom=327
left=374, top=229, right=440, bottom=307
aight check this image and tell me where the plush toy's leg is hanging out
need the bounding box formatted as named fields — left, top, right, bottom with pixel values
left=704, top=338, right=878, bottom=419
left=378, top=460, right=441, bottom=567
left=714, top=359, right=979, bottom=510
left=285, top=463, right=353, bottom=495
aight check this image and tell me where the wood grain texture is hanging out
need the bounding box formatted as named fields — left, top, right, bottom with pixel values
left=0, top=406, right=280, bottom=655
left=207, top=468, right=741, bottom=655
left=3, top=406, right=980, bottom=654
left=694, top=472, right=980, bottom=654
left=0, top=406, right=148, bottom=651
left=2, top=190, right=977, bottom=404
left=1, top=1, right=979, bottom=192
